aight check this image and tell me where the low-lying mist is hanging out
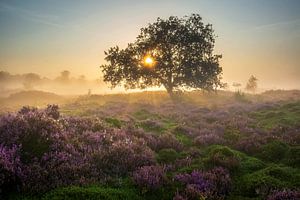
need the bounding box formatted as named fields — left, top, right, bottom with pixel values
left=0, top=70, right=126, bottom=97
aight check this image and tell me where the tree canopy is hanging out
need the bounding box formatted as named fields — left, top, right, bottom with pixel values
left=100, top=14, right=223, bottom=95
left=245, top=75, right=258, bottom=93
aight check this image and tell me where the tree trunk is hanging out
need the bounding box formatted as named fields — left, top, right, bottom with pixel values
left=165, top=84, right=175, bottom=98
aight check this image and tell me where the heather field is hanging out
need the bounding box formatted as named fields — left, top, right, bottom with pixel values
left=0, top=90, right=299, bottom=200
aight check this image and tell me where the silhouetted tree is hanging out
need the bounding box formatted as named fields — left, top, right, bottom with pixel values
left=23, top=73, right=41, bottom=90
left=245, top=75, right=258, bottom=93
left=56, top=70, right=71, bottom=83
left=100, top=14, right=223, bottom=96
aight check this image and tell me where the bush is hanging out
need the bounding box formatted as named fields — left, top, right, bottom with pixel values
left=194, top=134, right=224, bottom=147
left=204, top=146, right=240, bottom=171
left=239, top=157, right=266, bottom=174
left=157, top=133, right=184, bottom=152
left=174, top=167, right=231, bottom=200
left=258, top=141, right=289, bottom=162
left=93, top=136, right=155, bottom=176
left=284, top=146, right=300, bottom=167
left=133, top=165, right=166, bottom=191
left=267, top=189, right=300, bottom=200
left=238, top=165, right=300, bottom=197
left=223, top=127, right=241, bottom=144
left=0, top=144, right=22, bottom=195
left=105, top=117, right=122, bottom=128
left=157, top=148, right=180, bottom=164
left=42, top=186, right=142, bottom=200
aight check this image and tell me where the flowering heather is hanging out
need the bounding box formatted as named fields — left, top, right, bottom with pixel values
left=133, top=165, right=166, bottom=191
left=0, top=105, right=156, bottom=194
left=203, top=167, right=231, bottom=197
left=173, top=192, right=188, bottom=200
left=174, top=167, right=231, bottom=199
left=267, top=189, right=300, bottom=200
left=93, top=137, right=155, bottom=176
left=235, top=134, right=269, bottom=154
left=157, top=133, right=184, bottom=152
left=0, top=144, right=22, bottom=194
left=194, top=134, right=224, bottom=146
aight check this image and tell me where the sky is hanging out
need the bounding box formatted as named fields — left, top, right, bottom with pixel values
left=0, top=0, right=300, bottom=90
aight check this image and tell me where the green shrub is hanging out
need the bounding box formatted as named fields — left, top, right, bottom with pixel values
left=224, top=127, right=241, bottom=144
left=105, top=117, right=122, bottom=128
left=174, top=132, right=193, bottom=147
left=284, top=146, right=300, bottom=167
left=204, top=145, right=240, bottom=171
left=258, top=141, right=289, bottom=162
left=156, top=148, right=180, bottom=164
left=42, top=186, right=142, bottom=200
left=227, top=195, right=262, bottom=200
left=239, top=157, right=266, bottom=174
left=237, top=165, right=300, bottom=197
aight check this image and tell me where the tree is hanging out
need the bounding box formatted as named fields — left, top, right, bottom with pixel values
left=56, top=70, right=70, bottom=83
left=245, top=75, right=258, bottom=93
left=100, top=14, right=223, bottom=96
left=22, top=73, right=41, bottom=90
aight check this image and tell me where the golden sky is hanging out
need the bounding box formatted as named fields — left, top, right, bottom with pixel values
left=0, top=0, right=299, bottom=90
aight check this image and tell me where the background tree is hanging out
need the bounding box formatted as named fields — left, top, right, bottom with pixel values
left=100, top=14, right=223, bottom=96
left=56, top=70, right=71, bottom=83
left=245, top=75, right=258, bottom=93
left=22, top=73, right=41, bottom=90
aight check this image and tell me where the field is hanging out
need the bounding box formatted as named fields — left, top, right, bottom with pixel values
left=0, top=90, right=300, bottom=200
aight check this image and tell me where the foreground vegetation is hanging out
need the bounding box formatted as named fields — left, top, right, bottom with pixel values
left=0, top=90, right=299, bottom=199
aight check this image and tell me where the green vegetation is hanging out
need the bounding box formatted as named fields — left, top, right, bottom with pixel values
left=42, top=186, right=142, bottom=200
left=250, top=101, right=300, bottom=129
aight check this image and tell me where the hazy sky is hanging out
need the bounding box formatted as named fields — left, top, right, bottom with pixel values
left=0, top=0, right=300, bottom=89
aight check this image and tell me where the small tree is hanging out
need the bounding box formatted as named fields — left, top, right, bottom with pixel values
left=245, top=75, right=258, bottom=93
left=100, top=14, right=223, bottom=96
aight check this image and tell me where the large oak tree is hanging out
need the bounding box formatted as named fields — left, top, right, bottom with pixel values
left=100, top=14, right=223, bottom=96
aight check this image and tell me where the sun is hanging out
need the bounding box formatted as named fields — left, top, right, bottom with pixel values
left=145, top=57, right=153, bottom=64
left=143, top=55, right=155, bottom=67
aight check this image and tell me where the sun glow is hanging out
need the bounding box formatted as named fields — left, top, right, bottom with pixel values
left=145, top=57, right=153, bottom=64
left=143, top=55, right=155, bottom=67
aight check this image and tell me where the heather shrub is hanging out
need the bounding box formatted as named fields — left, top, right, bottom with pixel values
left=143, top=134, right=160, bottom=151
left=194, top=134, right=224, bottom=146
left=266, top=189, right=300, bottom=200
left=45, top=104, right=60, bottom=120
left=93, top=135, right=155, bottom=176
left=42, top=186, right=142, bottom=200
left=63, top=117, right=105, bottom=134
left=140, top=119, right=164, bottom=133
left=157, top=148, right=180, bottom=164
left=203, top=167, right=231, bottom=198
left=174, top=167, right=231, bottom=200
left=156, top=133, right=184, bottom=152
left=235, top=135, right=268, bottom=155
left=0, top=144, right=22, bottom=195
left=258, top=141, right=289, bottom=162
left=133, top=165, right=166, bottom=191
left=174, top=170, right=212, bottom=200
